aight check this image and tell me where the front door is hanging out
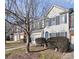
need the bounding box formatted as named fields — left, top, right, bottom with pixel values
left=45, top=31, right=49, bottom=40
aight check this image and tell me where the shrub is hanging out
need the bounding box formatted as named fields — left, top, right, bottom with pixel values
left=23, top=38, right=27, bottom=43
left=47, top=37, right=70, bottom=52
left=6, top=36, right=10, bottom=41
left=35, top=37, right=48, bottom=47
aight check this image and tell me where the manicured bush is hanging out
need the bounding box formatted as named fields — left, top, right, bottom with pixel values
left=47, top=37, right=70, bottom=52
left=35, top=37, right=48, bottom=47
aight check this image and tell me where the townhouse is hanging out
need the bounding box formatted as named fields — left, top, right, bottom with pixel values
left=6, top=5, right=74, bottom=45
left=31, top=5, right=74, bottom=45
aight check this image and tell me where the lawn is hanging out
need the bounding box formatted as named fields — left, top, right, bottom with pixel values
left=39, top=49, right=61, bottom=59
left=5, top=46, right=62, bottom=59
left=5, top=48, right=26, bottom=58
left=5, top=41, right=25, bottom=49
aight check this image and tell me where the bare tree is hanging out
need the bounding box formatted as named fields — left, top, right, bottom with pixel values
left=5, top=0, right=39, bottom=53
left=5, top=0, right=51, bottom=53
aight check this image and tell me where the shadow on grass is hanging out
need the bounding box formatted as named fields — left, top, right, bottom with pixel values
left=30, top=48, right=49, bottom=53
left=66, top=48, right=74, bottom=53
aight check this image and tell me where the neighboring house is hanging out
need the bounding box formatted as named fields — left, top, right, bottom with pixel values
left=5, top=20, right=25, bottom=41
left=5, top=21, right=15, bottom=41
left=31, top=18, right=45, bottom=44
left=31, top=5, right=74, bottom=45
left=13, top=23, right=25, bottom=41
left=69, top=12, right=74, bottom=49
left=13, top=32, right=24, bottom=41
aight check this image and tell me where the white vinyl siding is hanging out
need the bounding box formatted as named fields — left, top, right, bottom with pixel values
left=45, top=14, right=67, bottom=26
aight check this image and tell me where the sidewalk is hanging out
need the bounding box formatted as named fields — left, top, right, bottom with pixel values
left=5, top=45, right=26, bottom=51
left=5, top=43, right=35, bottom=52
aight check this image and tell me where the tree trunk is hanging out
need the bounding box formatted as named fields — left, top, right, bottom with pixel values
left=26, top=13, right=31, bottom=53
left=26, top=32, right=31, bottom=53
left=26, top=41, right=30, bottom=53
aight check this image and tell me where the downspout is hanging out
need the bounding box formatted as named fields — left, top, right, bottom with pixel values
left=69, top=13, right=71, bottom=42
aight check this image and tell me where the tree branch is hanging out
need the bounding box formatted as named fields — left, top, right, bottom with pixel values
left=5, top=19, right=27, bottom=32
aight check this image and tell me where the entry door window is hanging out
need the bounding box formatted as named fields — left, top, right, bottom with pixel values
left=45, top=31, right=49, bottom=40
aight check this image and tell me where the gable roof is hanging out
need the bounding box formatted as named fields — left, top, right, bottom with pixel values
left=43, top=4, right=69, bottom=18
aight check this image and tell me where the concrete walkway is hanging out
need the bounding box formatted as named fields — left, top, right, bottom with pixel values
left=5, top=43, right=35, bottom=52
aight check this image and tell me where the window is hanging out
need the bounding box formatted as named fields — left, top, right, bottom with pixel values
left=60, top=14, right=66, bottom=24
left=45, top=31, right=49, bottom=39
left=39, top=20, right=44, bottom=29
left=51, top=17, right=56, bottom=25
left=56, top=32, right=67, bottom=37
left=50, top=32, right=67, bottom=38
left=42, top=20, right=44, bottom=28
left=65, top=32, right=67, bottom=37
left=33, top=20, right=38, bottom=30
left=56, top=16, right=60, bottom=25
left=32, top=21, right=35, bottom=29
left=56, top=32, right=60, bottom=37
left=48, top=18, right=51, bottom=26
left=37, top=21, right=40, bottom=29
left=50, top=33, right=56, bottom=37
left=60, top=32, right=67, bottom=37
left=39, top=20, right=42, bottom=29
left=45, top=19, right=49, bottom=27
left=65, top=14, right=67, bottom=23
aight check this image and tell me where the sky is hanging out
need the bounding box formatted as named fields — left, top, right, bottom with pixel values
left=37, top=0, right=74, bottom=16
left=6, top=0, right=74, bottom=17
